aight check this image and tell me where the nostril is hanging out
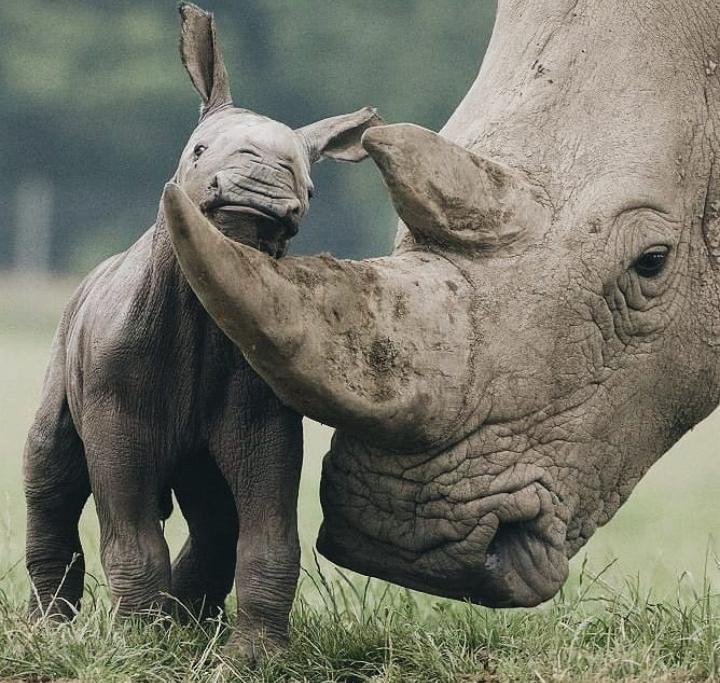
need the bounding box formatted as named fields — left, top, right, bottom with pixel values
left=286, top=200, right=302, bottom=217
left=209, top=176, right=219, bottom=189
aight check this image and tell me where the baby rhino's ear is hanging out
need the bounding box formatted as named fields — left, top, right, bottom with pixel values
left=297, top=107, right=384, bottom=163
left=179, top=3, right=232, bottom=119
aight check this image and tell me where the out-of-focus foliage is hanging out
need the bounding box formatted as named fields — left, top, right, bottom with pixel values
left=0, top=1, right=496, bottom=272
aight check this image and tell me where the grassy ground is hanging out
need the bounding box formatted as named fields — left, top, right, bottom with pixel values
left=3, top=273, right=720, bottom=681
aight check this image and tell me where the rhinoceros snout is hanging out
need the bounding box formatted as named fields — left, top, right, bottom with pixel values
left=317, top=501, right=569, bottom=608
left=317, top=435, right=571, bottom=608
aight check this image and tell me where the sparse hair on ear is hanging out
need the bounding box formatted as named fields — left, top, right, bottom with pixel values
left=178, top=2, right=233, bottom=120
left=296, top=107, right=385, bottom=163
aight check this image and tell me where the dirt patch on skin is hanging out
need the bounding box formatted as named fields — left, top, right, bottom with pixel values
left=289, top=262, right=324, bottom=289
left=469, top=153, right=507, bottom=190
left=361, top=336, right=413, bottom=402
left=364, top=337, right=400, bottom=373
left=483, top=161, right=508, bottom=190
left=393, top=293, right=409, bottom=318
left=473, top=208, right=513, bottom=233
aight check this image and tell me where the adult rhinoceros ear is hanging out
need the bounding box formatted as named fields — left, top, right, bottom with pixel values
left=178, top=3, right=232, bottom=119
left=296, top=107, right=384, bottom=163
left=362, top=123, right=551, bottom=252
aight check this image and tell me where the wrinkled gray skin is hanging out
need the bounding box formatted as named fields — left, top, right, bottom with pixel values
left=23, top=2, right=380, bottom=658
left=164, top=0, right=720, bottom=610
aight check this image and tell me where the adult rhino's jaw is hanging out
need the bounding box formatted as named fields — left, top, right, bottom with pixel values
left=317, top=431, right=570, bottom=607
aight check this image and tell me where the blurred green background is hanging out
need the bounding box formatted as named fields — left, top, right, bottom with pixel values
left=2, top=0, right=720, bottom=608
left=0, top=0, right=494, bottom=271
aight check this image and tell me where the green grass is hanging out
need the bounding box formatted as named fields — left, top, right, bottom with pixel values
left=3, top=273, right=720, bottom=681
left=2, top=562, right=720, bottom=681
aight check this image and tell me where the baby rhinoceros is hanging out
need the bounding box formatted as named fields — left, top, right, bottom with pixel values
left=23, top=2, right=381, bottom=658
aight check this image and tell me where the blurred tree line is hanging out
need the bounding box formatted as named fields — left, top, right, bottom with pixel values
left=0, top=1, right=496, bottom=273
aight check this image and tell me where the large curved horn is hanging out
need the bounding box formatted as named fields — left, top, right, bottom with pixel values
left=162, top=183, right=476, bottom=448
left=362, top=124, right=551, bottom=252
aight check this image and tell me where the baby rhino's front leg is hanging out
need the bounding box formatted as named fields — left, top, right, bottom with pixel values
left=211, top=393, right=303, bottom=662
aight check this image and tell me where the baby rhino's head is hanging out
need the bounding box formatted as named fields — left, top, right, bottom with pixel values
left=173, top=3, right=381, bottom=256
left=176, top=107, right=380, bottom=257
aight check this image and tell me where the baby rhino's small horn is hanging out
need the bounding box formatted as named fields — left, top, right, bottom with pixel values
left=362, top=124, right=550, bottom=252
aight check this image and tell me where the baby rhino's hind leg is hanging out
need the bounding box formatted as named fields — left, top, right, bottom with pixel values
left=171, top=451, right=238, bottom=620
left=25, top=415, right=89, bottom=620
left=24, top=352, right=90, bottom=620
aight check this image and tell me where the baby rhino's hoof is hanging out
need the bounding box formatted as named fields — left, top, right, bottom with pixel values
left=220, top=631, right=287, bottom=666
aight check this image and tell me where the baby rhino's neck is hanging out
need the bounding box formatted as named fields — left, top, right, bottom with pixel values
left=148, top=214, right=208, bottom=321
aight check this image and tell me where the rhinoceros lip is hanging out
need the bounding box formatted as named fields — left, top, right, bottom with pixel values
left=195, top=201, right=290, bottom=258
left=317, top=478, right=569, bottom=608
left=212, top=203, right=276, bottom=221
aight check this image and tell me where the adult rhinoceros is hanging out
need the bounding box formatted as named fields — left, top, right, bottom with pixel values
left=162, top=0, right=720, bottom=608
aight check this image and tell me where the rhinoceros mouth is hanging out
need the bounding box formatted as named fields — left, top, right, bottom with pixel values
left=202, top=197, right=301, bottom=236
left=213, top=202, right=276, bottom=221
left=317, top=489, right=569, bottom=607
left=317, top=437, right=570, bottom=607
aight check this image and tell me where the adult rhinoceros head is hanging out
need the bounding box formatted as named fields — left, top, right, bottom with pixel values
left=163, top=0, right=720, bottom=607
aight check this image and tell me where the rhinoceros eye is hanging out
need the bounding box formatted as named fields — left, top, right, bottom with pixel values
left=633, top=245, right=669, bottom=278
left=192, top=144, right=207, bottom=160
